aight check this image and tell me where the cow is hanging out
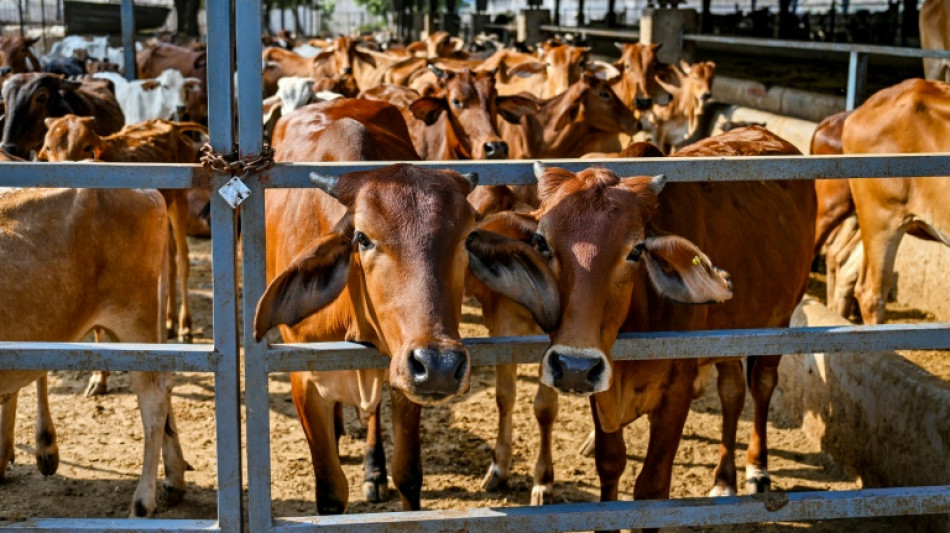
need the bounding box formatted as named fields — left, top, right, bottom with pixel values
left=920, top=0, right=950, bottom=82
left=360, top=66, right=535, bottom=160
left=44, top=35, right=109, bottom=66
left=39, top=115, right=206, bottom=346
left=137, top=43, right=206, bottom=123
left=465, top=126, right=815, bottom=507
left=0, top=73, right=124, bottom=158
left=0, top=183, right=185, bottom=518
left=842, top=78, right=950, bottom=324
left=253, top=99, right=495, bottom=513
left=263, top=46, right=317, bottom=96
left=0, top=36, right=41, bottom=73
left=95, top=69, right=193, bottom=125
left=480, top=41, right=589, bottom=99
left=651, top=60, right=716, bottom=153
left=406, top=31, right=467, bottom=59
left=498, top=73, right=640, bottom=158
left=611, top=42, right=663, bottom=114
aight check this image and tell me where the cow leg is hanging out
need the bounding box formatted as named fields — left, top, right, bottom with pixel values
left=0, top=391, right=18, bottom=482
left=854, top=215, right=904, bottom=325
left=591, top=399, right=626, bottom=504
left=128, top=371, right=174, bottom=517
left=483, top=363, right=516, bottom=491
left=165, top=227, right=179, bottom=340
left=167, top=193, right=193, bottom=343
left=34, top=374, right=59, bottom=477
left=709, top=360, right=744, bottom=497
left=85, top=328, right=111, bottom=397
left=745, top=355, right=781, bottom=494
left=391, top=388, right=423, bottom=511
left=531, top=382, right=559, bottom=505
left=292, top=373, right=348, bottom=514
left=161, top=382, right=188, bottom=507
left=333, top=402, right=345, bottom=451
left=362, top=402, right=389, bottom=502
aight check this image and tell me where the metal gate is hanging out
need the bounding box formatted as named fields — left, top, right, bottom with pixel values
left=1, top=0, right=950, bottom=531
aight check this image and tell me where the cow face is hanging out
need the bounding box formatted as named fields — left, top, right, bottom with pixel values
left=466, top=166, right=732, bottom=396
left=551, top=73, right=640, bottom=137
left=410, top=67, right=533, bottom=160
left=0, top=36, right=40, bottom=74
left=1, top=73, right=78, bottom=157
left=615, top=42, right=661, bottom=111
left=38, top=115, right=102, bottom=162
left=539, top=41, right=589, bottom=97
left=154, top=69, right=187, bottom=119
left=255, top=164, right=478, bottom=405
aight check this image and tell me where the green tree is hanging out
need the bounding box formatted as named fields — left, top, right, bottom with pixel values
left=353, top=0, right=391, bottom=17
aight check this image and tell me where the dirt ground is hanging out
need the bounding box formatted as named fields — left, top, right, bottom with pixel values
left=1, top=236, right=944, bottom=531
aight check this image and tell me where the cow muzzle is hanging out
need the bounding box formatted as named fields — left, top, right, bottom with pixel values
left=541, top=345, right=611, bottom=396
left=397, top=345, right=470, bottom=403
left=483, top=141, right=508, bottom=160
left=635, top=97, right=653, bottom=110
left=341, top=67, right=353, bottom=75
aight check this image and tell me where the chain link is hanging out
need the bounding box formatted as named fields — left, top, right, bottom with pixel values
left=200, top=143, right=275, bottom=177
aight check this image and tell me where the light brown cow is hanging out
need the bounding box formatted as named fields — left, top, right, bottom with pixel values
left=651, top=60, right=716, bottom=153
left=920, top=0, right=950, bottom=82
left=0, top=184, right=184, bottom=518
left=499, top=73, right=640, bottom=158
left=263, top=46, right=317, bottom=96
left=466, top=126, right=815, bottom=505
left=842, top=78, right=950, bottom=324
left=0, top=36, right=40, bottom=73
left=406, top=31, right=467, bottom=60
left=486, top=41, right=590, bottom=99
left=611, top=42, right=663, bottom=113
left=39, top=116, right=206, bottom=345
left=254, top=99, right=533, bottom=513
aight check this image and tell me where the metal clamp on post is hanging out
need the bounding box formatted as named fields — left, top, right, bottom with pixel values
left=200, top=143, right=274, bottom=209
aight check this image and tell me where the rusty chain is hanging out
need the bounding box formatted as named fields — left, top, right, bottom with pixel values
left=200, top=143, right=275, bottom=177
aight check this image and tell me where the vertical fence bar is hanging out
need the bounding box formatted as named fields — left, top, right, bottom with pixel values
left=120, top=0, right=135, bottom=80
left=236, top=0, right=274, bottom=530
left=206, top=0, right=244, bottom=531
left=846, top=50, right=868, bottom=110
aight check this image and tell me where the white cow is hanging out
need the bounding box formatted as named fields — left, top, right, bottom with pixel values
left=0, top=185, right=186, bottom=518
left=95, top=69, right=191, bottom=125
left=262, top=76, right=341, bottom=141
left=44, top=35, right=109, bottom=64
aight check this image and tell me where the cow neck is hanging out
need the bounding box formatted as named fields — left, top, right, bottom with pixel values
left=535, top=82, right=590, bottom=158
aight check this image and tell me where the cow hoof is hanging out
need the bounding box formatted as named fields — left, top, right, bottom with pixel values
left=708, top=484, right=736, bottom=497
left=362, top=479, right=389, bottom=502
left=162, top=484, right=187, bottom=507
left=36, top=450, right=59, bottom=477
left=577, top=430, right=595, bottom=457
left=84, top=377, right=108, bottom=397
left=481, top=464, right=508, bottom=492
left=530, top=484, right=554, bottom=506
left=745, top=466, right=771, bottom=494
left=131, top=498, right=155, bottom=518
left=179, top=331, right=193, bottom=344
left=166, top=325, right=178, bottom=341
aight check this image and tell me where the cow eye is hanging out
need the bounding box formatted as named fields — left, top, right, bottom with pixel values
left=451, top=98, right=462, bottom=109
left=627, top=242, right=646, bottom=262
left=531, top=233, right=551, bottom=258
left=599, top=90, right=612, bottom=99
left=36, top=93, right=48, bottom=104
left=353, top=231, right=374, bottom=250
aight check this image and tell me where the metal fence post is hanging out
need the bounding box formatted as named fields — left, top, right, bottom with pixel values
left=846, top=50, right=868, bottom=110
left=236, top=0, right=274, bottom=530
left=120, top=0, right=135, bottom=80
left=206, top=0, right=244, bottom=531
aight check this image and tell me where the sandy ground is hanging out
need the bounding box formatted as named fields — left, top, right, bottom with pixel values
left=1, top=237, right=944, bottom=531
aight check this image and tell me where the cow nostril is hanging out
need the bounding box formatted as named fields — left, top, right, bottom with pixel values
left=484, top=141, right=507, bottom=160
left=409, top=351, right=427, bottom=381
left=635, top=97, right=652, bottom=110
left=549, top=352, right=564, bottom=381
left=702, top=92, right=712, bottom=101
left=341, top=67, right=353, bottom=75
left=588, top=359, right=605, bottom=383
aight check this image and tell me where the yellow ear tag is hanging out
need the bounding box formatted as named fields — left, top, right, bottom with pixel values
left=692, top=255, right=701, bottom=266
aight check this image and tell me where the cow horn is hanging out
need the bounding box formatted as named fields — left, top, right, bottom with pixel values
left=428, top=63, right=446, bottom=79
left=614, top=41, right=624, bottom=51
left=649, top=174, right=667, bottom=194
left=309, top=172, right=339, bottom=198
left=461, top=172, right=479, bottom=189
left=533, top=161, right=546, bottom=179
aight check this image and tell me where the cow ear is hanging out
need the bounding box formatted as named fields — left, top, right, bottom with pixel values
left=140, top=80, right=160, bottom=91
left=465, top=228, right=561, bottom=332
left=27, top=36, right=40, bottom=45
left=44, top=117, right=57, bottom=128
left=409, top=96, right=446, bottom=125
left=641, top=235, right=733, bottom=304
left=497, top=94, right=538, bottom=124
left=193, top=54, right=207, bottom=71
left=253, top=233, right=352, bottom=341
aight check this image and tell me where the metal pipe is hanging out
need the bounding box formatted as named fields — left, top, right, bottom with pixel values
left=846, top=50, right=869, bottom=110
left=0, top=343, right=217, bottom=372
left=683, top=33, right=950, bottom=59
left=0, top=162, right=210, bottom=189
left=120, top=0, right=135, bottom=80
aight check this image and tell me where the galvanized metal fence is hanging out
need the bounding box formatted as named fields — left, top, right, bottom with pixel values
left=1, top=0, right=950, bottom=532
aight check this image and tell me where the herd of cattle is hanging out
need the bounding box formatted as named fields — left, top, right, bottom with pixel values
left=0, top=27, right=947, bottom=527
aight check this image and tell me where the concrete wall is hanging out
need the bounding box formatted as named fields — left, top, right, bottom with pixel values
left=894, top=238, right=950, bottom=322
left=777, top=297, right=950, bottom=530
left=712, top=76, right=845, bottom=124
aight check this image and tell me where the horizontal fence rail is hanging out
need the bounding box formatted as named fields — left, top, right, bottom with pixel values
left=0, top=519, right=221, bottom=532
left=540, top=24, right=640, bottom=40
left=682, top=33, right=950, bottom=59
left=271, top=486, right=950, bottom=533
left=0, top=163, right=211, bottom=189
left=263, top=154, right=950, bottom=187
left=267, top=323, right=950, bottom=372
left=0, top=342, right=218, bottom=372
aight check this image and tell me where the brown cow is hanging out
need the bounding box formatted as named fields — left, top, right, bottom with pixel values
left=651, top=60, right=716, bottom=153
left=137, top=43, right=207, bottom=123
left=611, top=42, right=663, bottom=113
left=466, top=126, right=815, bottom=506
left=499, top=73, right=640, bottom=158
left=920, top=0, right=950, bottom=82
left=360, top=67, right=535, bottom=160
left=0, top=185, right=184, bottom=518
left=842, top=78, right=950, bottom=324
left=406, top=31, right=467, bottom=60
left=0, top=73, right=124, bottom=158
left=254, top=99, right=533, bottom=513
left=0, top=36, right=40, bottom=73
left=263, top=46, right=316, bottom=96
left=486, top=41, right=590, bottom=99
left=39, top=116, right=206, bottom=346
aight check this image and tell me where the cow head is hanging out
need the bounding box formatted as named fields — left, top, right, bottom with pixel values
left=466, top=165, right=732, bottom=396
left=410, top=66, right=535, bottom=159
left=0, top=36, right=40, bottom=73
left=656, top=60, right=716, bottom=114
left=614, top=42, right=661, bottom=111
left=549, top=73, right=640, bottom=137
left=254, top=164, right=480, bottom=404
left=182, top=77, right=207, bottom=124
left=37, top=114, right=103, bottom=161
left=153, top=69, right=187, bottom=120
left=1, top=73, right=80, bottom=157
left=538, top=40, right=589, bottom=97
